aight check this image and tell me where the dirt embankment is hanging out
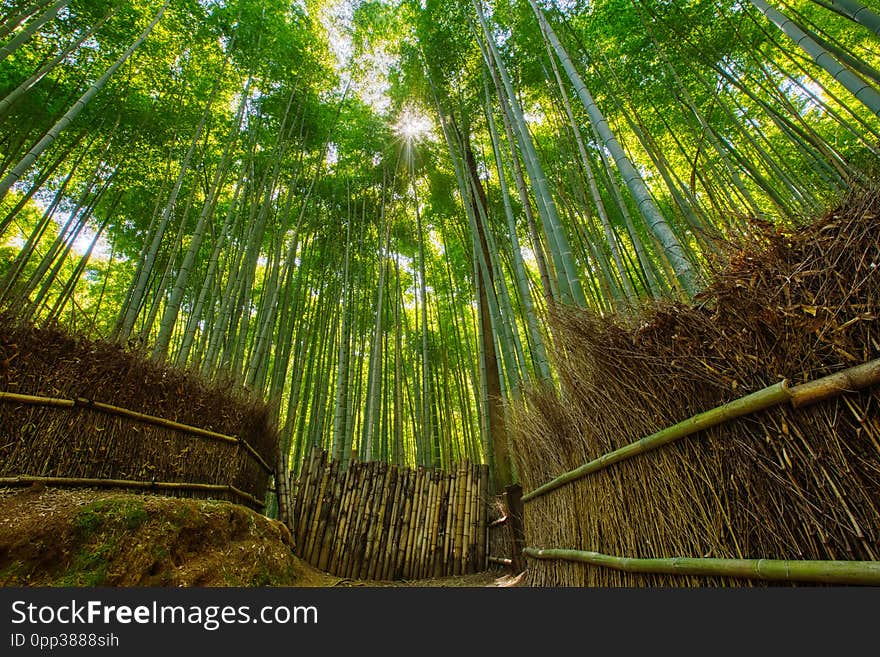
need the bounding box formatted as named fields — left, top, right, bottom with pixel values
left=0, top=486, right=333, bottom=586
left=0, top=487, right=516, bottom=587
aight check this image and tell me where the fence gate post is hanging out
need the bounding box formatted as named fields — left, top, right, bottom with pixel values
left=504, top=484, right=525, bottom=572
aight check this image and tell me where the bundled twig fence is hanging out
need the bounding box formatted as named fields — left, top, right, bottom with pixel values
left=293, top=449, right=490, bottom=580
left=509, top=191, right=880, bottom=586
left=0, top=391, right=272, bottom=509
left=0, top=316, right=278, bottom=509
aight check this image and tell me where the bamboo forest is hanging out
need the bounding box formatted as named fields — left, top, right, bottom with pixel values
left=0, top=0, right=879, bottom=589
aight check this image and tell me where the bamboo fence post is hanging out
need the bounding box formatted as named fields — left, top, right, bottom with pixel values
left=378, top=465, right=398, bottom=577
left=294, top=448, right=321, bottom=547
left=406, top=468, right=425, bottom=579
left=304, top=458, right=333, bottom=563
left=452, top=463, right=467, bottom=576
left=427, top=471, right=444, bottom=578
left=419, top=470, right=433, bottom=578
left=394, top=469, right=414, bottom=579
left=310, top=459, right=338, bottom=565
left=362, top=463, right=390, bottom=579
left=338, top=462, right=365, bottom=578
left=347, top=461, right=375, bottom=578
left=417, top=472, right=437, bottom=578
left=478, top=464, right=489, bottom=571
left=328, top=463, right=356, bottom=574
left=317, top=463, right=345, bottom=571
left=381, top=465, right=405, bottom=580
left=442, top=468, right=457, bottom=576
left=462, top=462, right=475, bottom=573
left=429, top=473, right=449, bottom=578
left=403, top=468, right=425, bottom=578
left=468, top=463, right=480, bottom=573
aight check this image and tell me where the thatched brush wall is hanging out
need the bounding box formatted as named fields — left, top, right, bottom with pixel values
left=511, top=190, right=880, bottom=586
left=0, top=319, right=277, bottom=506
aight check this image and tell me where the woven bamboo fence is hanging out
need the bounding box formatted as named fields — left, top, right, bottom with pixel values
left=293, top=448, right=490, bottom=580
left=0, top=316, right=278, bottom=510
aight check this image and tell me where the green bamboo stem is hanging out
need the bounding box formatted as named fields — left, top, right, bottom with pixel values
left=523, top=547, right=880, bottom=585
left=522, top=358, right=880, bottom=503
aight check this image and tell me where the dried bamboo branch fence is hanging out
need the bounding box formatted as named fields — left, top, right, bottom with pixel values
left=1, top=315, right=278, bottom=511
left=520, top=358, right=880, bottom=585
left=293, top=448, right=490, bottom=580
left=0, top=391, right=273, bottom=510
left=509, top=192, right=880, bottom=586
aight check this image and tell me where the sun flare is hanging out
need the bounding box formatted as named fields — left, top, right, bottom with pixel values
left=393, top=105, right=434, bottom=144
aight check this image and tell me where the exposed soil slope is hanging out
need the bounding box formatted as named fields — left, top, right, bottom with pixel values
left=0, top=486, right=331, bottom=586
left=0, top=487, right=515, bottom=587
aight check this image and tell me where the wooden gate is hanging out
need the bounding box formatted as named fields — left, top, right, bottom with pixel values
left=292, top=449, right=490, bottom=581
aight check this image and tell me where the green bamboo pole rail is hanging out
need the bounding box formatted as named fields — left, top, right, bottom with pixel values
left=0, top=475, right=264, bottom=510
left=0, top=391, right=274, bottom=474
left=522, top=547, right=880, bottom=585
left=522, top=358, right=880, bottom=503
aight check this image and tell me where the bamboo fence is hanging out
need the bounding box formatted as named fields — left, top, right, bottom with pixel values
left=1, top=314, right=278, bottom=510
left=293, top=448, right=490, bottom=580
left=509, top=192, right=880, bottom=586
left=0, top=393, right=273, bottom=510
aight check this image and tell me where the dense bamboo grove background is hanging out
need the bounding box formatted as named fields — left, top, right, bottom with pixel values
left=510, top=190, right=880, bottom=586
left=0, top=315, right=277, bottom=505
left=1, top=0, right=879, bottom=494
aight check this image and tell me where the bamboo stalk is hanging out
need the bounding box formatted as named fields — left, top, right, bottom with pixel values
left=523, top=547, right=880, bottom=585
left=790, top=359, right=880, bottom=408
left=0, top=475, right=263, bottom=509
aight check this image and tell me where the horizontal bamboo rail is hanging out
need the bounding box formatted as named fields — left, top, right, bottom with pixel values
left=488, top=556, right=513, bottom=566
left=522, top=358, right=880, bottom=503
left=523, top=547, right=880, bottom=586
left=0, top=474, right=264, bottom=510
left=0, top=390, right=274, bottom=475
